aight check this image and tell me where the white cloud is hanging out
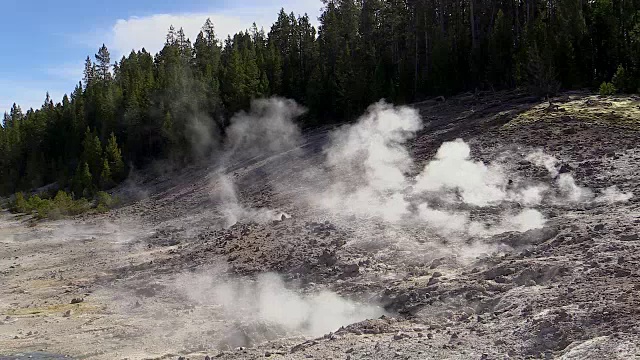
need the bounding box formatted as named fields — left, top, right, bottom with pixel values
left=102, top=0, right=323, bottom=58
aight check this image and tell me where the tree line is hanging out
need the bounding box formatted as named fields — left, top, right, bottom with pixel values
left=2, top=0, right=639, bottom=196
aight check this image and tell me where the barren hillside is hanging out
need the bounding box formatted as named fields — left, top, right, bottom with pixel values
left=1, top=92, right=639, bottom=359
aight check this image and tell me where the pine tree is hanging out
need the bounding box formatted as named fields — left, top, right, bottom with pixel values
left=242, top=38, right=261, bottom=100
left=203, top=18, right=217, bottom=46
left=95, top=44, right=112, bottom=81
left=222, top=40, right=247, bottom=113
left=176, top=27, right=193, bottom=59
left=83, top=56, right=95, bottom=86
left=100, top=158, right=112, bottom=189
left=264, top=41, right=283, bottom=94
left=487, top=10, right=514, bottom=88
left=166, top=25, right=177, bottom=46
left=72, top=162, right=93, bottom=198
left=194, top=18, right=223, bottom=117
left=81, top=127, right=103, bottom=183
left=526, top=43, right=560, bottom=97
left=104, top=132, right=125, bottom=181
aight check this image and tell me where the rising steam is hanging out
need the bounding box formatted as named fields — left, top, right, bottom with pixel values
left=225, top=98, right=305, bottom=160
left=309, top=102, right=550, bottom=238
left=316, top=102, right=422, bottom=222
left=208, top=98, right=303, bottom=227
left=201, top=96, right=634, bottom=247
left=193, top=97, right=633, bottom=345
left=210, top=173, right=289, bottom=228
left=415, top=139, right=508, bottom=206
left=525, top=149, right=633, bottom=204
left=175, top=271, right=385, bottom=340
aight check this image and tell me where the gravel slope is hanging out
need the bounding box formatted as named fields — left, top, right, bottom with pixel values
left=1, top=91, right=639, bottom=359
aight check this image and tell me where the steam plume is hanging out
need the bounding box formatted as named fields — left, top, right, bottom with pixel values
left=314, top=102, right=421, bottom=222
left=225, top=98, right=305, bottom=159
left=209, top=98, right=304, bottom=227
left=414, top=139, right=507, bottom=206
left=524, top=150, right=633, bottom=204
left=175, top=271, right=385, bottom=339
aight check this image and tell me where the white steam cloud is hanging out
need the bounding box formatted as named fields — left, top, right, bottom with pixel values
left=316, top=102, right=421, bottom=222
left=417, top=205, right=471, bottom=237
left=595, top=186, right=634, bottom=203
left=186, top=115, right=220, bottom=159
left=512, top=185, right=549, bottom=206
left=225, top=98, right=305, bottom=159
left=414, top=139, right=507, bottom=206
left=527, top=149, right=560, bottom=177
left=210, top=173, right=289, bottom=228
left=468, top=208, right=548, bottom=236
left=311, top=102, right=548, bottom=239
left=524, top=149, right=633, bottom=204
left=208, top=98, right=304, bottom=227
left=557, top=173, right=594, bottom=203
left=208, top=98, right=632, bottom=245
left=416, top=205, right=547, bottom=238
left=176, top=271, right=385, bottom=339
left=325, top=102, right=422, bottom=192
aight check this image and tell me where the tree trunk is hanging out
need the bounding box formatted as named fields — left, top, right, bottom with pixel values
left=439, top=0, right=445, bottom=35
left=414, top=11, right=419, bottom=96
left=470, top=0, right=477, bottom=49
left=515, top=0, right=520, bottom=45
left=425, top=15, right=430, bottom=82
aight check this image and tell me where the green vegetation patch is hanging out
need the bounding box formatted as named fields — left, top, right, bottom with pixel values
left=10, top=190, right=118, bottom=220
left=503, top=95, right=640, bottom=130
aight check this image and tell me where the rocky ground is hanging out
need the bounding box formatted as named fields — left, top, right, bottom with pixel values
left=1, top=91, right=639, bottom=359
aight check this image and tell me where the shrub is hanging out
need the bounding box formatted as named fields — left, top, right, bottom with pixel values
left=10, top=189, right=116, bottom=219
left=25, top=195, right=54, bottom=219
left=14, top=192, right=28, bottom=213
left=599, top=82, right=617, bottom=96
left=95, top=191, right=114, bottom=213
left=10, top=190, right=94, bottom=219
left=611, top=65, right=632, bottom=93
left=35, top=201, right=55, bottom=219
left=53, top=190, right=74, bottom=210
left=52, top=190, right=88, bottom=216
left=71, top=198, right=92, bottom=215
left=26, top=195, right=45, bottom=212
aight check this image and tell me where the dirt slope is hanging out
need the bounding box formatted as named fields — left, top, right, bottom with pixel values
left=1, top=91, right=639, bottom=359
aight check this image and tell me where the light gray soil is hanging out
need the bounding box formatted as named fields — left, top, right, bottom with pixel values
left=1, top=92, right=639, bottom=359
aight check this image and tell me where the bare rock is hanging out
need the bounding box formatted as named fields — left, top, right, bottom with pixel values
left=393, top=331, right=410, bottom=340
left=620, top=234, right=638, bottom=242
left=341, top=264, right=360, bottom=278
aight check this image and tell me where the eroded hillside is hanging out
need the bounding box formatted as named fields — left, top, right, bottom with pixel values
left=1, top=92, right=639, bottom=359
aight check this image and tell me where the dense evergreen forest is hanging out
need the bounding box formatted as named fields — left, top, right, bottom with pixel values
left=2, top=0, right=640, bottom=197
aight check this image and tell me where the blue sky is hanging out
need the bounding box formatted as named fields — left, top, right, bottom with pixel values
left=0, top=0, right=322, bottom=114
